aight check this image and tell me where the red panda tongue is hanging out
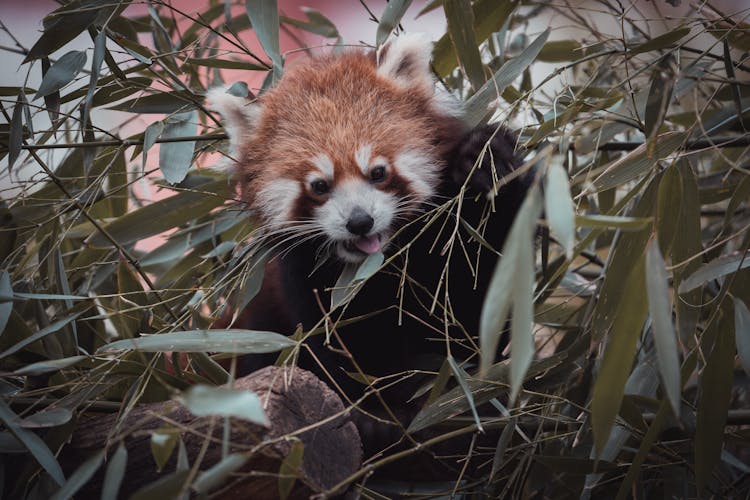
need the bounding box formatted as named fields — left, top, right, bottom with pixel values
left=354, top=234, right=381, bottom=255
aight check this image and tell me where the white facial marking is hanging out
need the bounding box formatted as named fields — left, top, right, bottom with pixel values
left=312, top=153, right=334, bottom=179
left=393, top=149, right=440, bottom=200
left=355, top=144, right=372, bottom=175
left=256, top=178, right=300, bottom=229
left=315, top=178, right=397, bottom=262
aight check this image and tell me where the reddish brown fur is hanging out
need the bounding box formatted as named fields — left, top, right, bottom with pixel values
left=236, top=51, right=464, bottom=216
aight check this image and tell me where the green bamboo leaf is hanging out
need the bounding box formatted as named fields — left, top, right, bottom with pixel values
left=0, top=400, right=65, bottom=485
left=444, top=0, right=484, bottom=91
left=85, top=179, right=229, bottom=248
left=194, top=453, right=249, bottom=494
left=465, top=29, right=549, bottom=127
left=184, top=58, right=266, bottom=71
left=281, top=8, right=340, bottom=39
left=246, top=0, right=282, bottom=81
left=159, top=111, right=197, bottom=184
left=645, top=239, right=681, bottom=416
left=545, top=163, right=575, bottom=259
left=591, top=254, right=648, bottom=457
left=655, top=164, right=682, bottom=255
left=629, top=27, right=691, bottom=56
left=34, top=51, right=87, bottom=100
left=101, top=444, right=127, bottom=500
left=537, top=40, right=582, bottom=62
left=672, top=162, right=702, bottom=340
left=150, top=430, right=178, bottom=472
left=695, top=307, right=735, bottom=492
left=97, top=329, right=295, bottom=354
left=678, top=253, right=750, bottom=294
left=178, top=385, right=269, bottom=425
left=13, top=356, right=87, bottom=376
left=143, top=120, right=164, bottom=168
left=480, top=184, right=542, bottom=389
left=278, top=441, right=303, bottom=500
left=0, top=270, right=12, bottom=335
left=129, top=471, right=190, bottom=500
left=376, top=0, right=413, bottom=46
left=8, top=93, right=25, bottom=172
left=50, top=450, right=104, bottom=500
left=432, top=0, right=518, bottom=77
left=354, top=252, right=384, bottom=281
left=20, top=408, right=72, bottom=428
left=23, top=8, right=98, bottom=62
left=13, top=293, right=88, bottom=301
left=0, top=312, right=82, bottom=360
left=448, top=356, right=484, bottom=431
left=734, top=298, right=750, bottom=376
left=583, top=132, right=687, bottom=192
left=575, top=215, right=652, bottom=231
left=330, top=262, right=359, bottom=310
left=84, top=31, right=106, bottom=115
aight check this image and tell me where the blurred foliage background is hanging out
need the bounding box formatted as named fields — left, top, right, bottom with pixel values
left=1, top=0, right=750, bottom=498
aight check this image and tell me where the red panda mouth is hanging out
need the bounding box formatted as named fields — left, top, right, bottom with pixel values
left=339, top=234, right=383, bottom=261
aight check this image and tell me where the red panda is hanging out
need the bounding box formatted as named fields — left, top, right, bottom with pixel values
left=208, top=34, right=531, bottom=470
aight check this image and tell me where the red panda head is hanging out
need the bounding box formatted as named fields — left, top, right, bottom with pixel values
left=208, top=34, right=466, bottom=263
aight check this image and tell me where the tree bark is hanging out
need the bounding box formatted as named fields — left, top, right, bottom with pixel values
left=62, top=366, right=362, bottom=499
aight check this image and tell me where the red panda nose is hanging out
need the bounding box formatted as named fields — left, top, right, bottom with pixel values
left=346, top=207, right=374, bottom=236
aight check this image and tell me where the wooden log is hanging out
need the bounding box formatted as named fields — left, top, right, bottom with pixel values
left=62, top=366, right=362, bottom=499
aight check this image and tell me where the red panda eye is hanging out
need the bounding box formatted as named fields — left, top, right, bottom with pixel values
left=370, top=165, right=386, bottom=182
left=310, top=179, right=330, bottom=195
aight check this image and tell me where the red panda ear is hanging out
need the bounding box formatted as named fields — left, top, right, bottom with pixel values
left=376, top=33, right=434, bottom=90
left=206, top=85, right=260, bottom=154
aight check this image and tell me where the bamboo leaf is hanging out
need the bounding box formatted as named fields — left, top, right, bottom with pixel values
left=583, top=132, right=686, bottom=192
left=85, top=179, right=229, bottom=248
left=465, top=29, right=549, bottom=127
left=34, top=51, right=87, bottom=100
left=129, top=471, right=190, bottom=500
left=84, top=30, right=106, bottom=117
left=24, top=9, right=98, bottom=62
left=432, top=0, right=518, bottom=77
left=150, top=431, right=178, bottom=472
left=678, top=252, right=750, bottom=294
left=575, top=215, right=652, bottom=231
left=178, top=385, right=269, bottom=425
left=246, top=0, right=282, bottom=81
left=101, top=444, right=127, bottom=500
left=645, top=239, right=681, bottom=416
left=19, top=408, right=72, bottom=429
left=376, top=0, right=413, bottom=46
left=0, top=400, right=65, bottom=485
left=734, top=298, right=750, bottom=376
left=184, top=58, right=266, bottom=71
left=97, top=329, right=295, bottom=354
left=480, top=184, right=542, bottom=390
left=0, top=270, right=12, bottom=335
left=159, top=111, right=197, bottom=184
left=13, top=356, right=87, bottom=376
left=655, top=164, right=682, bottom=255
left=545, top=163, right=575, bottom=259
left=444, top=0, right=485, bottom=91
left=629, top=27, right=691, bottom=56
left=695, top=307, right=735, bottom=492
left=0, top=312, right=82, bottom=360
left=8, top=93, right=26, bottom=173
left=591, top=255, right=648, bottom=457
left=278, top=441, right=303, bottom=500
left=194, top=453, right=249, bottom=494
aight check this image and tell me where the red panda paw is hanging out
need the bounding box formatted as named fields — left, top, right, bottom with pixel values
left=449, top=124, right=523, bottom=196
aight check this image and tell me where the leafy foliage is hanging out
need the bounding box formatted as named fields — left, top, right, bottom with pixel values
left=1, top=1, right=749, bottom=498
